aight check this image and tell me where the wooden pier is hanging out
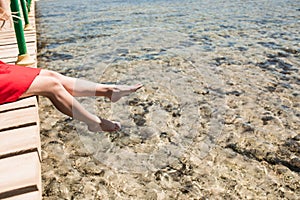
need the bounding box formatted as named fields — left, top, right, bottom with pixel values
left=0, top=1, right=42, bottom=199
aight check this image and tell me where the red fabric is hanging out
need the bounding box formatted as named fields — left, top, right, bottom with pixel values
left=0, top=60, right=41, bottom=104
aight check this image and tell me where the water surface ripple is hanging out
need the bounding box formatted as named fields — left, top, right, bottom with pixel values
left=36, top=0, right=300, bottom=199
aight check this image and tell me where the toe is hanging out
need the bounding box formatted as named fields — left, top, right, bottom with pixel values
left=114, top=122, right=121, bottom=130
left=134, top=83, right=143, bottom=91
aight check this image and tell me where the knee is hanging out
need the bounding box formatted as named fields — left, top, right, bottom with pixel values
left=40, top=69, right=63, bottom=81
left=43, top=77, right=65, bottom=98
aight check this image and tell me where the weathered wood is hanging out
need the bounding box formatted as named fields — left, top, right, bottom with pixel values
left=0, top=55, right=36, bottom=64
left=0, top=31, right=36, bottom=38
left=0, top=36, right=36, bottom=46
left=0, top=97, right=37, bottom=112
left=0, top=1, right=42, bottom=199
left=0, top=106, right=39, bottom=131
left=0, top=152, right=41, bottom=198
left=0, top=57, right=20, bottom=64
left=0, top=49, right=36, bottom=56
left=1, top=191, right=41, bottom=200
left=0, top=0, right=37, bottom=62
left=0, top=125, right=41, bottom=160
left=0, top=44, right=36, bottom=50
left=0, top=37, right=35, bottom=43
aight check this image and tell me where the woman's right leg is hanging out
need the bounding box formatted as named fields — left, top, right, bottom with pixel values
left=21, top=75, right=121, bottom=132
left=38, top=70, right=143, bottom=102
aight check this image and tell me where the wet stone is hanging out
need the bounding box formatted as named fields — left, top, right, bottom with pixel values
left=40, top=51, right=74, bottom=61
left=237, top=46, right=248, bottom=51
left=226, top=90, right=243, bottom=96
left=241, top=122, right=255, bottom=132
left=284, top=138, right=300, bottom=154
left=257, top=41, right=282, bottom=49
left=261, top=115, right=275, bottom=125
left=128, top=98, right=140, bottom=106
left=293, top=135, right=300, bottom=141
left=213, top=57, right=229, bottom=66
left=266, top=86, right=277, bottom=92
left=281, top=47, right=299, bottom=54
left=132, top=113, right=146, bottom=126
left=290, top=158, right=300, bottom=169
left=277, top=51, right=289, bottom=57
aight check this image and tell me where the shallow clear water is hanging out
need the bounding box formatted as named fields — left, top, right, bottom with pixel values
left=37, top=0, right=299, bottom=64
left=36, top=0, right=300, bottom=199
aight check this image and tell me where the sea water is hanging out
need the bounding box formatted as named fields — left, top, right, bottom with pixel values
left=36, top=0, right=300, bottom=199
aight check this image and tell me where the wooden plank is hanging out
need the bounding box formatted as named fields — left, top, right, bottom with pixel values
left=0, top=42, right=36, bottom=51
left=0, top=37, right=17, bottom=43
left=0, top=47, right=37, bottom=54
left=0, top=57, right=19, bottom=64
left=0, top=41, right=36, bottom=49
left=0, top=125, right=41, bottom=160
left=1, top=44, right=36, bottom=52
left=0, top=51, right=36, bottom=59
left=2, top=191, right=41, bottom=200
left=0, top=31, right=36, bottom=38
left=0, top=1, right=41, bottom=199
left=0, top=45, right=36, bottom=52
left=0, top=35, right=36, bottom=46
left=0, top=55, right=36, bottom=64
left=0, top=47, right=36, bottom=55
left=0, top=34, right=37, bottom=42
left=0, top=152, right=41, bottom=198
left=0, top=38, right=36, bottom=45
left=0, top=24, right=36, bottom=35
left=0, top=28, right=14, bottom=32
left=0, top=106, right=39, bottom=131
left=0, top=97, right=37, bottom=112
left=0, top=44, right=18, bottom=49
left=0, top=52, right=36, bottom=60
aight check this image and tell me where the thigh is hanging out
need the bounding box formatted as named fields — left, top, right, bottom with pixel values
left=19, top=74, right=60, bottom=98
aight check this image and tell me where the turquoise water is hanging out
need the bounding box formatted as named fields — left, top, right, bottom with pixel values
left=36, top=0, right=300, bottom=199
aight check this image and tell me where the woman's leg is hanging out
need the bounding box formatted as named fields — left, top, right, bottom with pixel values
left=21, top=75, right=120, bottom=132
left=38, top=70, right=143, bottom=102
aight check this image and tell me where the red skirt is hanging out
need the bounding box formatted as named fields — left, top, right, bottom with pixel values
left=0, top=60, right=41, bottom=104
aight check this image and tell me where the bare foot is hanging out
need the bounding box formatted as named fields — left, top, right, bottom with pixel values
left=110, top=83, right=143, bottom=103
left=100, top=118, right=121, bottom=132
left=88, top=118, right=121, bottom=132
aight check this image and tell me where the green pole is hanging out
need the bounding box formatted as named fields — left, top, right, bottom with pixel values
left=26, top=0, right=32, bottom=13
left=20, top=0, right=30, bottom=26
left=10, top=0, right=34, bottom=66
left=10, top=0, right=27, bottom=55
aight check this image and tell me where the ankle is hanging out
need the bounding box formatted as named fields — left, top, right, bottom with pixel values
left=87, top=116, right=102, bottom=132
left=87, top=116, right=101, bottom=126
left=94, top=116, right=101, bottom=124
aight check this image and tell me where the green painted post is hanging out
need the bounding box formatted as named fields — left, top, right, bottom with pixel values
left=20, top=0, right=30, bottom=26
left=26, top=0, right=32, bottom=13
left=10, top=0, right=34, bottom=66
left=10, top=0, right=27, bottom=55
